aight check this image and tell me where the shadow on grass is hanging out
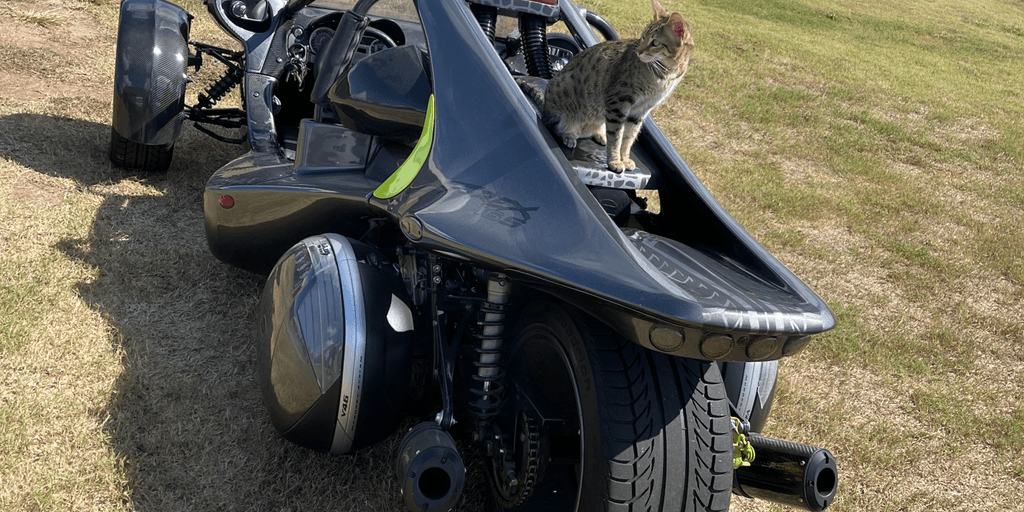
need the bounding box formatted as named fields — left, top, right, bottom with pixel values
left=3, top=112, right=736, bottom=512
left=0, top=113, right=436, bottom=511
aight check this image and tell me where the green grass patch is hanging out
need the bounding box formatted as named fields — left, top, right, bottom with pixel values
left=0, top=263, right=52, bottom=354
left=878, top=235, right=950, bottom=274
left=0, top=305, right=32, bottom=354
left=974, top=225, right=1024, bottom=286
left=811, top=302, right=876, bottom=364
left=811, top=298, right=980, bottom=378
left=1, top=0, right=1021, bottom=510
left=911, top=388, right=1024, bottom=462
left=993, top=407, right=1024, bottom=456
left=0, top=400, right=28, bottom=467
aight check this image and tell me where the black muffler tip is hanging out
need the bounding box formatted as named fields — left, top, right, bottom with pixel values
left=395, top=422, right=465, bottom=512
left=733, top=433, right=838, bottom=511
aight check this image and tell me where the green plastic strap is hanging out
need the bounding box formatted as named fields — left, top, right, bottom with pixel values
left=731, top=417, right=756, bottom=469
left=373, top=94, right=435, bottom=199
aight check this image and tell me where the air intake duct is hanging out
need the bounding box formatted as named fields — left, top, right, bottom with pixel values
left=733, top=434, right=838, bottom=511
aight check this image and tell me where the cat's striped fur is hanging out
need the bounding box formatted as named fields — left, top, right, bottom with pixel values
left=542, top=0, right=694, bottom=172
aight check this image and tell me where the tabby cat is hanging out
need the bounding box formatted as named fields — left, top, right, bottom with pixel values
left=541, top=0, right=694, bottom=172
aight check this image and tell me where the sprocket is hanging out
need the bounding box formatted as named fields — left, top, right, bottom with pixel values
left=490, top=411, right=541, bottom=508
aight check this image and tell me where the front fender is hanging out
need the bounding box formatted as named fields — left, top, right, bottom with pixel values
left=111, top=0, right=191, bottom=146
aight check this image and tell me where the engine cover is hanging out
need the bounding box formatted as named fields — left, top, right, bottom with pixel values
left=256, top=234, right=417, bottom=454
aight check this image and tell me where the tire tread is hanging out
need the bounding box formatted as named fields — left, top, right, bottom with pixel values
left=109, top=127, right=174, bottom=172
left=509, top=302, right=732, bottom=512
left=579, top=313, right=731, bottom=512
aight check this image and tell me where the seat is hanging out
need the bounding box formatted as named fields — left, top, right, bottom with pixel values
left=515, top=76, right=652, bottom=190
left=327, top=44, right=431, bottom=145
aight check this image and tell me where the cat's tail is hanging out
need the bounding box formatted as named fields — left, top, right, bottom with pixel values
left=514, top=76, right=559, bottom=127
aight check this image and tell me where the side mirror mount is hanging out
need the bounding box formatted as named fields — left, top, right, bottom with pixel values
left=223, top=0, right=272, bottom=32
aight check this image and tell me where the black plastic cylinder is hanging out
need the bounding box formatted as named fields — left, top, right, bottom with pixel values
left=518, top=14, right=553, bottom=79
left=395, top=422, right=465, bottom=512
left=470, top=4, right=498, bottom=44
left=733, top=434, right=838, bottom=511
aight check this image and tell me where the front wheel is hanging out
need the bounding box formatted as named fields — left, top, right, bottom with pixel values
left=109, top=127, right=174, bottom=172
left=498, top=301, right=733, bottom=511
left=109, top=0, right=191, bottom=173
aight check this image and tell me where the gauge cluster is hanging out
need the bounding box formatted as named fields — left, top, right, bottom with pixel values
left=307, top=26, right=335, bottom=55
left=282, top=7, right=425, bottom=88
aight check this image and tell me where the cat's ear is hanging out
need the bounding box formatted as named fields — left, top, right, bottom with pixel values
left=651, top=0, right=670, bottom=19
left=669, top=13, right=689, bottom=39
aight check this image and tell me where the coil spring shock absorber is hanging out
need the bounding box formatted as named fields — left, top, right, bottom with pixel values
left=468, top=273, right=511, bottom=434
left=471, top=4, right=498, bottom=44
left=195, top=66, right=243, bottom=110
left=519, top=14, right=553, bottom=79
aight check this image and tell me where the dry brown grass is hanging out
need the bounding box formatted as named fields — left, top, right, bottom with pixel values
left=1, top=0, right=424, bottom=510
left=2, top=0, right=1023, bottom=511
left=0, top=0, right=492, bottom=509
left=642, top=0, right=1024, bottom=510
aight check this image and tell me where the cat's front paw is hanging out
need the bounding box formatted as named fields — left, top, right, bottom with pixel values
left=562, top=136, right=577, bottom=149
left=608, top=159, right=636, bottom=173
left=593, top=133, right=607, bottom=145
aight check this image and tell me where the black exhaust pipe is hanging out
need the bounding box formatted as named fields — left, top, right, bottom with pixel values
left=733, top=434, right=838, bottom=511
left=395, top=422, right=465, bottom=512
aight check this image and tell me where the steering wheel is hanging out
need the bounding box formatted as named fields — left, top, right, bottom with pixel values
left=361, top=26, right=398, bottom=54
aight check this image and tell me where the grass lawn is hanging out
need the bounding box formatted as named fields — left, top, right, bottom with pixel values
left=1, top=0, right=1021, bottom=510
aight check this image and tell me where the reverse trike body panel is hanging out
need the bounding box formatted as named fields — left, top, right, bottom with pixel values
left=204, top=0, right=834, bottom=364
left=189, top=1, right=841, bottom=510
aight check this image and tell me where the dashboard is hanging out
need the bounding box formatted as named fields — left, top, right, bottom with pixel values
left=283, top=7, right=427, bottom=80
left=280, top=5, right=582, bottom=90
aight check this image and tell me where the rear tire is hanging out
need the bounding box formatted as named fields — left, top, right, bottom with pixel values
left=719, top=361, right=778, bottom=434
left=109, top=127, right=174, bottom=172
left=501, top=300, right=733, bottom=511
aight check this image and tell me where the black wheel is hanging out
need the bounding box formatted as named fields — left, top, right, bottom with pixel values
left=109, top=127, right=174, bottom=173
left=497, top=300, right=733, bottom=511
